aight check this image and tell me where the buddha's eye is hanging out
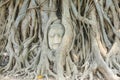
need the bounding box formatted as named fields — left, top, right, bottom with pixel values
left=49, top=33, right=55, bottom=37
left=58, top=33, right=63, bottom=37
left=58, top=30, right=64, bottom=37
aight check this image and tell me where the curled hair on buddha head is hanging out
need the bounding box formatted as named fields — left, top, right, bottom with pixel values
left=48, top=19, right=65, bottom=33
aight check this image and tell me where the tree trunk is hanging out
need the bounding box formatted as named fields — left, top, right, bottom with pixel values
left=0, top=0, right=120, bottom=80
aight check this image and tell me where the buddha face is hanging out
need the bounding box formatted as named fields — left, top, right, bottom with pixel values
left=48, top=24, right=65, bottom=50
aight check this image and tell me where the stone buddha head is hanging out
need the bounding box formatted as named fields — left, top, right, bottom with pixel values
left=48, top=21, right=65, bottom=50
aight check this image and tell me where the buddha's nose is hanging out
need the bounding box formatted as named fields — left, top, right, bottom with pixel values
left=54, top=34, right=61, bottom=44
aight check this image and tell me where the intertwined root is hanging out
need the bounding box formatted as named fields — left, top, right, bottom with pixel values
left=0, top=0, right=120, bottom=80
